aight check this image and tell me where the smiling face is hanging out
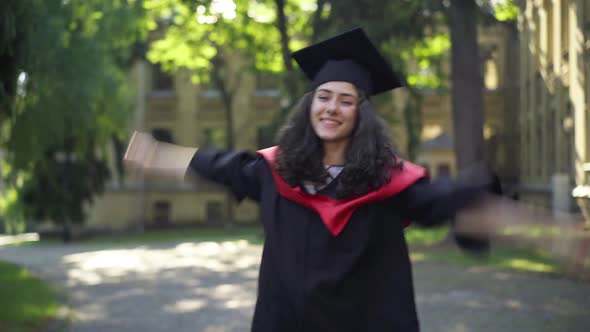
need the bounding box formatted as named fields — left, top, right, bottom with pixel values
left=310, top=81, right=359, bottom=147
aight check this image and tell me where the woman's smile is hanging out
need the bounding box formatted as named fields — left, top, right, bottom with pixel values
left=320, top=118, right=342, bottom=128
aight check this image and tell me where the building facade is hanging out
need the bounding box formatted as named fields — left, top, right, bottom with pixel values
left=517, top=0, right=588, bottom=214
left=83, top=59, right=280, bottom=231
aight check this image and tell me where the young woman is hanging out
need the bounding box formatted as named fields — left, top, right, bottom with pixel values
left=125, top=28, right=494, bottom=332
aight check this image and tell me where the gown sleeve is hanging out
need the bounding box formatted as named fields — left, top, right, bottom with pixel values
left=398, top=166, right=500, bottom=254
left=188, top=148, right=264, bottom=202
left=399, top=165, right=496, bottom=227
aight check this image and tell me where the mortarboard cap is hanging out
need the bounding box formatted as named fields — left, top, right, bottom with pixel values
left=292, top=27, right=402, bottom=96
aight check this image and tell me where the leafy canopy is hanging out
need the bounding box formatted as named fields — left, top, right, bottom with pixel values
left=0, top=0, right=147, bottom=229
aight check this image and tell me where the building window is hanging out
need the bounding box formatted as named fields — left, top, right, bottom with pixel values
left=153, top=200, right=171, bottom=227
left=152, top=128, right=175, bottom=143
left=535, top=72, right=544, bottom=107
left=206, top=201, right=223, bottom=225
left=546, top=107, right=555, bottom=176
left=536, top=124, right=543, bottom=179
left=481, top=45, right=499, bottom=90
left=152, top=64, right=174, bottom=92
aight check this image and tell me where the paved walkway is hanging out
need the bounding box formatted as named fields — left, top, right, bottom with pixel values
left=1, top=240, right=589, bottom=332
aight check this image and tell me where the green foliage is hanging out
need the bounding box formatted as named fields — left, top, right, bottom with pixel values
left=325, top=0, right=447, bottom=81
left=146, top=0, right=282, bottom=84
left=19, top=145, right=110, bottom=224
left=492, top=0, right=519, bottom=22
left=0, top=261, right=58, bottom=330
left=404, top=33, right=451, bottom=90
left=0, top=0, right=147, bottom=229
left=2, top=0, right=146, bottom=167
left=0, top=183, right=26, bottom=234
left=406, top=226, right=564, bottom=275
left=411, top=247, right=562, bottom=275
left=144, top=0, right=455, bottom=159
left=405, top=225, right=450, bottom=246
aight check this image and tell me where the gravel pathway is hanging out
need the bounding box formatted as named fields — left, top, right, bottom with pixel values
left=1, top=240, right=589, bottom=332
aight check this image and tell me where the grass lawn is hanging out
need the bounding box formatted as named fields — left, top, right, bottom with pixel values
left=0, top=261, right=58, bottom=332
left=405, top=226, right=566, bottom=276
left=410, top=246, right=562, bottom=274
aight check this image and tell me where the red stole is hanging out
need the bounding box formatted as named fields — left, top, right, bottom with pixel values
left=257, top=146, right=427, bottom=236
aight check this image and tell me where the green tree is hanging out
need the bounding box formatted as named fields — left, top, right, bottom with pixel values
left=20, top=141, right=110, bottom=241
left=0, top=0, right=147, bottom=238
left=449, top=0, right=486, bottom=170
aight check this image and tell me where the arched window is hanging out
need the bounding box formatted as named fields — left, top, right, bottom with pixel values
left=152, top=128, right=175, bottom=143
left=152, top=64, right=174, bottom=92
left=481, top=45, right=500, bottom=90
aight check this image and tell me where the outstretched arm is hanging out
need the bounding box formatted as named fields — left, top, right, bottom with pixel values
left=400, top=163, right=496, bottom=227
left=124, top=131, right=263, bottom=201
left=399, top=165, right=503, bottom=254
left=124, top=131, right=198, bottom=179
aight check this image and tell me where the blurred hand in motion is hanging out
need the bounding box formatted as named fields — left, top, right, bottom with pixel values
left=124, top=131, right=158, bottom=173
left=124, top=131, right=198, bottom=179
left=453, top=193, right=499, bottom=239
left=454, top=193, right=584, bottom=255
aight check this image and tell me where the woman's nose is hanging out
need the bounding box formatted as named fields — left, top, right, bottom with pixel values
left=326, top=99, right=338, bottom=113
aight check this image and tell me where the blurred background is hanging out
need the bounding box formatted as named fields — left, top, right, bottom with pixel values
left=2, top=0, right=588, bottom=238
left=2, top=1, right=590, bottom=331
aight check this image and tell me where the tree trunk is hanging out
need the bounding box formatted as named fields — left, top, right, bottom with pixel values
left=62, top=220, right=72, bottom=243
left=274, top=0, right=299, bottom=101
left=449, top=0, right=485, bottom=170
left=447, top=0, right=489, bottom=253
left=310, top=0, right=327, bottom=43
left=403, top=92, right=423, bottom=161
left=211, top=55, right=236, bottom=228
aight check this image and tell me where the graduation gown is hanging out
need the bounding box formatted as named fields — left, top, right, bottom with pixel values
left=190, top=147, right=491, bottom=332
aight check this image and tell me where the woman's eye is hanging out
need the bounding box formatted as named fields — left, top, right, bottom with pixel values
left=341, top=101, right=353, bottom=106
left=318, top=96, right=329, bottom=101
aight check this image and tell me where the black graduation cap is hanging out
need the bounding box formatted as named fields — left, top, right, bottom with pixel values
left=292, top=27, right=403, bottom=96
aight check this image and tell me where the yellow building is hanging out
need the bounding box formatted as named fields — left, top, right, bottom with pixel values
left=517, top=0, right=588, bottom=215
left=84, top=59, right=279, bottom=231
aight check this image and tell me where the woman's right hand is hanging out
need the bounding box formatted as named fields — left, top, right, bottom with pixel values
left=124, top=131, right=158, bottom=174
left=124, top=131, right=198, bottom=179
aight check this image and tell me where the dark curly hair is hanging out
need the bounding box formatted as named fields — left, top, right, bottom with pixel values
left=275, top=90, right=403, bottom=198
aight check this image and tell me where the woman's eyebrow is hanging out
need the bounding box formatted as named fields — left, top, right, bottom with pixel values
left=317, top=88, right=357, bottom=98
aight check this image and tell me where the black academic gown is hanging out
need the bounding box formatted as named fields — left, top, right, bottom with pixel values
left=190, top=148, right=491, bottom=332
